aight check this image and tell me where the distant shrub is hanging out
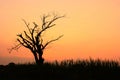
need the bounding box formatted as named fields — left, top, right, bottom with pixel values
left=7, top=62, right=15, bottom=67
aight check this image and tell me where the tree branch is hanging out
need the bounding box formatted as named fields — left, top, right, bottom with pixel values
left=41, top=15, right=49, bottom=29
left=42, top=35, right=63, bottom=50
left=31, top=22, right=38, bottom=44
left=22, top=19, right=31, bottom=34
left=24, top=31, right=32, bottom=41
left=35, top=15, right=64, bottom=44
left=17, top=34, right=33, bottom=47
left=8, top=44, right=21, bottom=53
left=46, top=15, right=64, bottom=28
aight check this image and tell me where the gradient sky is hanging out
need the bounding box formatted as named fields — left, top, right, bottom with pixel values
left=0, top=0, right=120, bottom=65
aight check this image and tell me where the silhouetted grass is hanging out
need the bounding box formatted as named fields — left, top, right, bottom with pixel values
left=0, top=59, right=120, bottom=80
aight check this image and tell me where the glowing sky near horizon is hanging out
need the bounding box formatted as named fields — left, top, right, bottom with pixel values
left=0, top=0, right=120, bottom=65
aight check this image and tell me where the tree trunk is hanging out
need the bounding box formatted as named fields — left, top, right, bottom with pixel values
left=38, top=54, right=44, bottom=64
left=33, top=53, right=44, bottom=65
left=37, top=49, right=44, bottom=65
left=33, top=53, right=39, bottom=64
left=32, top=48, right=44, bottom=65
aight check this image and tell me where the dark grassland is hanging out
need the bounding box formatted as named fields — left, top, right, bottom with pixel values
left=0, top=59, right=120, bottom=80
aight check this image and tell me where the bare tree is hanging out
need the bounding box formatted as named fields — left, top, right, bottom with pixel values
left=9, top=14, right=64, bottom=64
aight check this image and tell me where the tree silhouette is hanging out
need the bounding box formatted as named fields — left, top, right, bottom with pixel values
left=10, top=14, right=64, bottom=64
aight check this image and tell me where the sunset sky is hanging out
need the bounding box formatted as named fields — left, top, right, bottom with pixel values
left=0, top=0, right=120, bottom=65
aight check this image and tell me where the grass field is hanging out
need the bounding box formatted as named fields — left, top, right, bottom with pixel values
left=0, top=59, right=120, bottom=80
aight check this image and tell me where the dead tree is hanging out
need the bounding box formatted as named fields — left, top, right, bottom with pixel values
left=9, top=14, right=64, bottom=64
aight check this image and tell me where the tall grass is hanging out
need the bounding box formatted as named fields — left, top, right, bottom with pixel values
left=0, top=59, right=120, bottom=80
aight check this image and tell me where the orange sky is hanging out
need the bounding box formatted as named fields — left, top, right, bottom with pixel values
left=0, top=0, right=120, bottom=65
